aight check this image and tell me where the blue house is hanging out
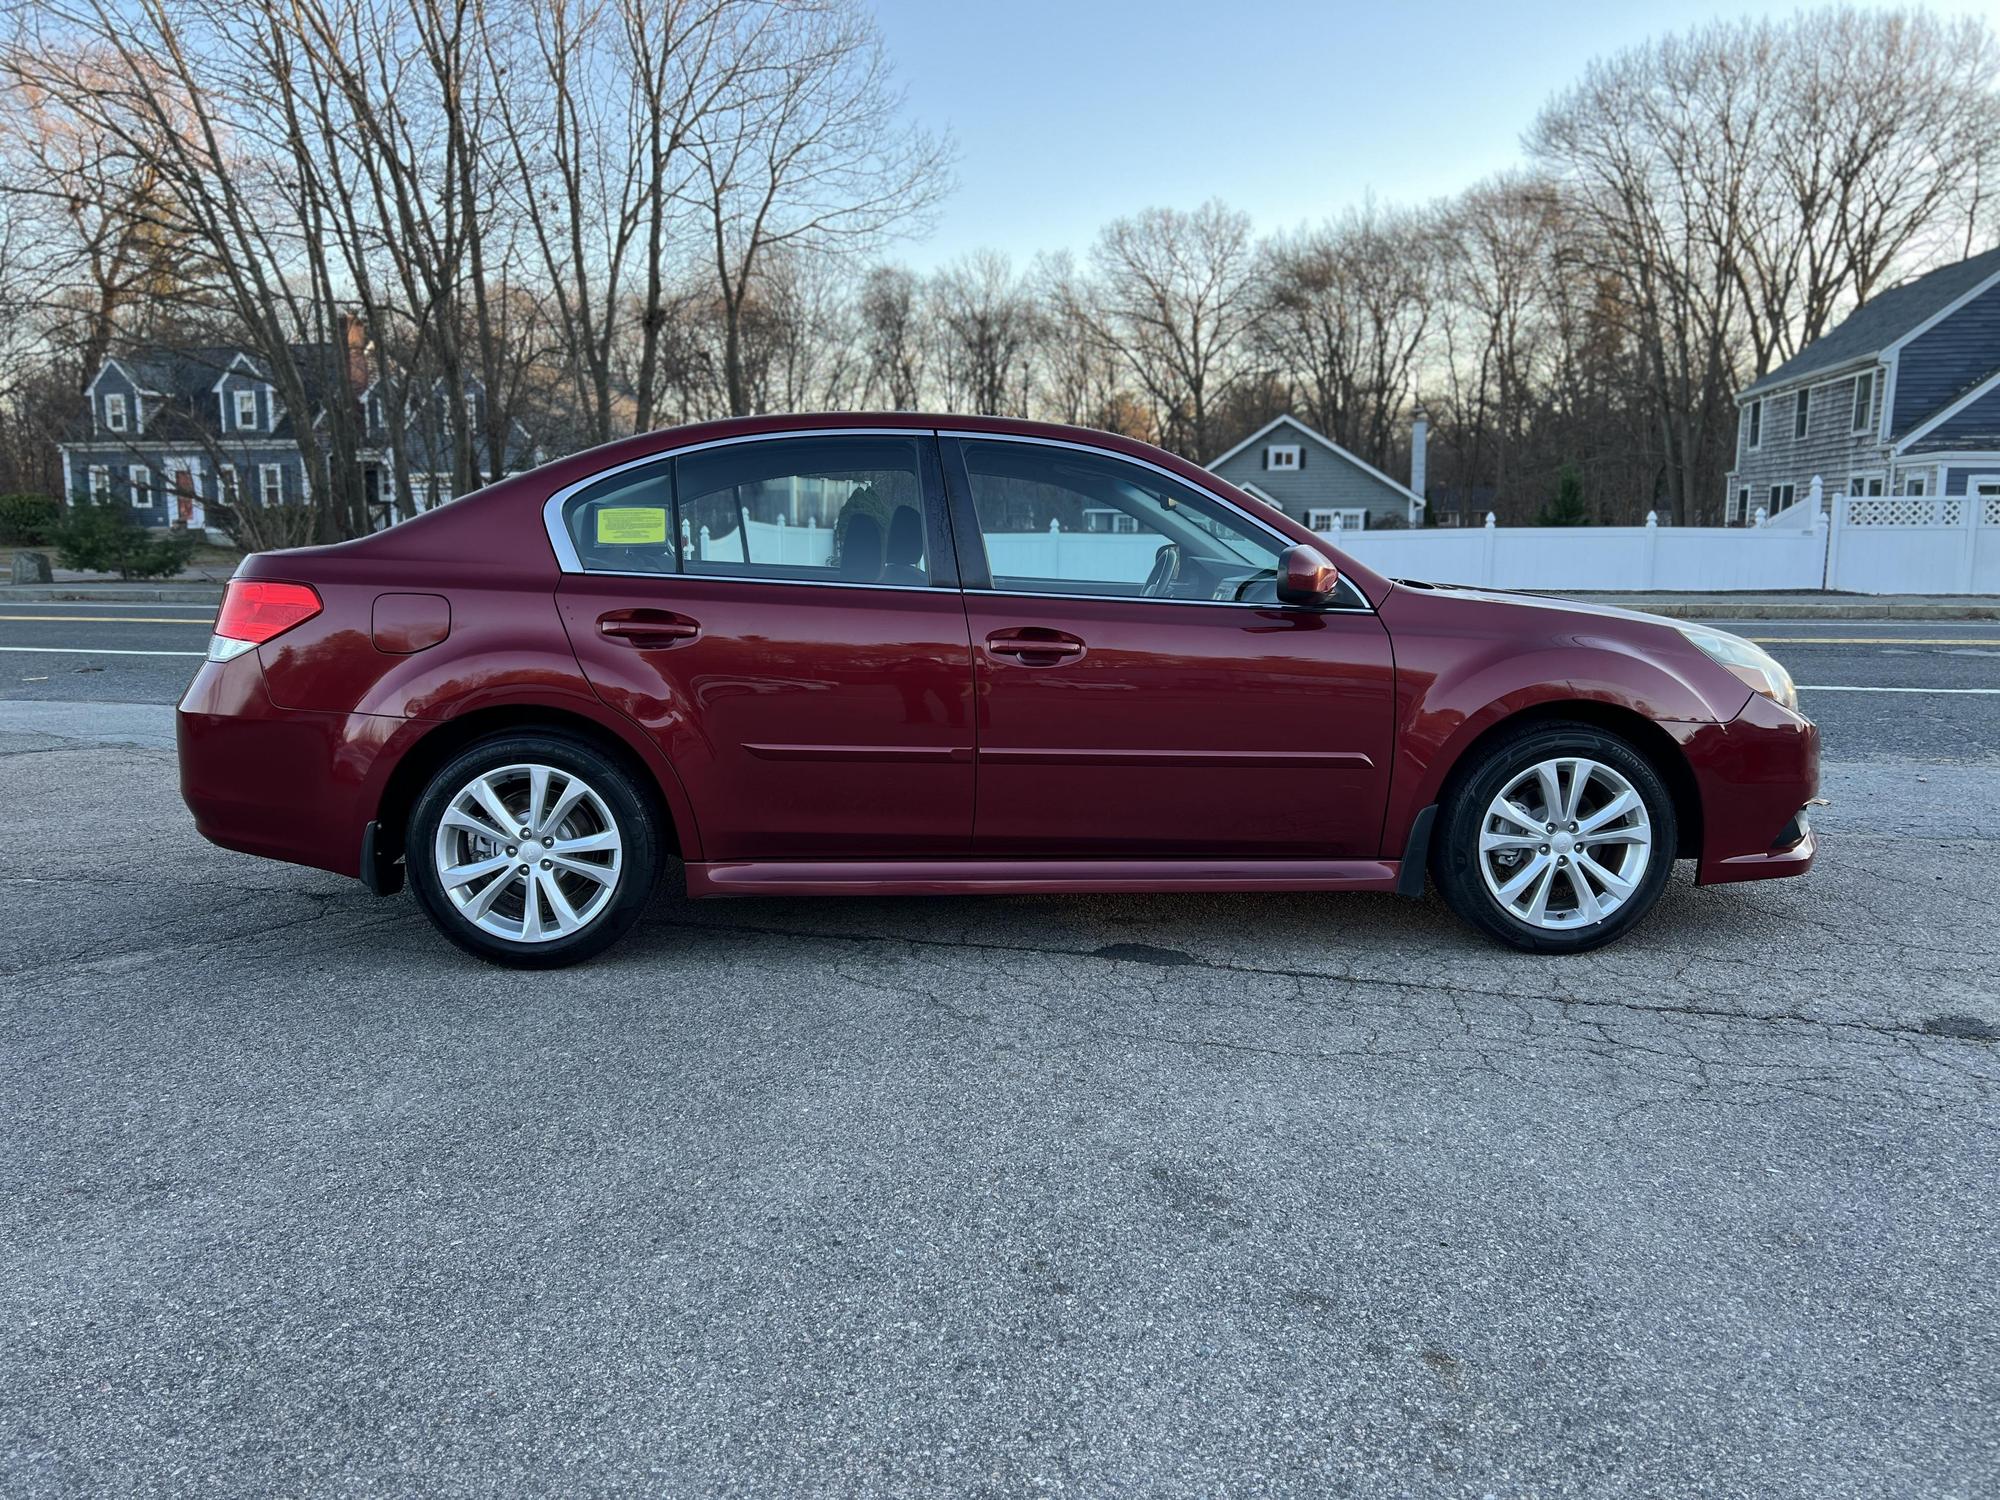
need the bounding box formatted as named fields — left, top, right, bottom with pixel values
left=1728, top=245, right=2000, bottom=522
left=1206, top=413, right=1427, bottom=532
left=58, top=321, right=536, bottom=536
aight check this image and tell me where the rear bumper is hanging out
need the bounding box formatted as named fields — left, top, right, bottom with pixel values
left=1680, top=693, right=1821, bottom=886
left=178, top=654, right=409, bottom=880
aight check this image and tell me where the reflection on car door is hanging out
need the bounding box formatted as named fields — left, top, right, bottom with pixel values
left=942, top=435, right=1396, bottom=858
left=558, top=433, right=977, bottom=859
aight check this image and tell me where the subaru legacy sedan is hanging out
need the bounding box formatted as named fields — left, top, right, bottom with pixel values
left=178, top=414, right=1818, bottom=967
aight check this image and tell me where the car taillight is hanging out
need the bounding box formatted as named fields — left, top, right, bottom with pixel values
left=209, top=580, right=322, bottom=662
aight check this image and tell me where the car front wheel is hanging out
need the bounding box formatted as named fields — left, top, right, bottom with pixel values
left=407, top=733, right=660, bottom=968
left=1433, top=722, right=1677, bottom=954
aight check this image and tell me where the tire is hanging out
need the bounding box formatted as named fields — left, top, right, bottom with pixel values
left=1432, top=720, right=1677, bottom=954
left=407, top=732, right=661, bottom=968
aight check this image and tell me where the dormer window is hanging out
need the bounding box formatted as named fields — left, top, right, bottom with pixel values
left=1266, top=444, right=1301, bottom=471
left=104, top=393, right=128, bottom=432
left=235, top=389, right=259, bottom=430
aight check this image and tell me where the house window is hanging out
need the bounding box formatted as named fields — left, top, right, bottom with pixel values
left=87, top=465, right=111, bottom=500
left=463, top=393, right=479, bottom=429
left=1735, top=486, right=1751, bottom=522
left=1850, top=472, right=1885, bottom=498
left=259, top=463, right=285, bottom=506
left=235, top=389, right=259, bottom=430
left=218, top=465, right=239, bottom=505
left=1794, top=389, right=1809, bottom=439
left=1768, top=483, right=1796, bottom=514
left=1898, top=473, right=1928, bottom=497
left=1307, top=507, right=1366, bottom=532
left=127, top=464, right=151, bottom=507
left=1265, top=444, right=1301, bottom=471
left=1746, top=399, right=1762, bottom=451
left=104, top=393, right=128, bottom=432
left=1852, top=371, right=1874, bottom=433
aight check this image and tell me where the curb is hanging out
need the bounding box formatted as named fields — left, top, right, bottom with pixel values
left=1600, top=602, right=2000, bottom=620
left=0, top=585, right=226, bottom=604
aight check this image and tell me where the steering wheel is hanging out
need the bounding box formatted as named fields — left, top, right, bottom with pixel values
left=1142, top=542, right=1183, bottom=598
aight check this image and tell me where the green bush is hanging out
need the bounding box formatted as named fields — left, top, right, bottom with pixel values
left=1537, top=463, right=1591, bottom=526
left=54, top=497, right=200, bottom=579
left=0, top=492, right=59, bottom=546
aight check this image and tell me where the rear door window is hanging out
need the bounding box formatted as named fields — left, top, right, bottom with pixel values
left=677, top=436, right=937, bottom=586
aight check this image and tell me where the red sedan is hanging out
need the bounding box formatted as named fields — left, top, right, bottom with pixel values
left=178, top=415, right=1818, bottom=966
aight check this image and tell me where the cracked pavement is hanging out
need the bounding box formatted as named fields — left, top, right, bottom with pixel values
left=2, top=693, right=1997, bottom=1498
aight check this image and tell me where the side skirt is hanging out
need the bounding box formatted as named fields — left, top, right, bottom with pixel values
left=684, top=858, right=1402, bottom=899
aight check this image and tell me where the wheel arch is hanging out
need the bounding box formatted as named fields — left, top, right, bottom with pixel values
left=1427, top=699, right=1704, bottom=861
left=373, top=702, right=694, bottom=865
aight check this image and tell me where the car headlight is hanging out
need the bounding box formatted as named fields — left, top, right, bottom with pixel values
left=1678, top=624, right=1797, bottom=712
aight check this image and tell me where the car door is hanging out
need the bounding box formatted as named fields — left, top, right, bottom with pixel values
left=556, top=431, right=976, bottom=860
left=941, top=435, right=1395, bottom=858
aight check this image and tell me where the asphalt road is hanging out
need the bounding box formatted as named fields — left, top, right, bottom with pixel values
left=2, top=605, right=1996, bottom=1497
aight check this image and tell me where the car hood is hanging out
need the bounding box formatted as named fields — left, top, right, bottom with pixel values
left=1386, top=579, right=1684, bottom=632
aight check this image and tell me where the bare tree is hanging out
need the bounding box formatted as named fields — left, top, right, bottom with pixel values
left=1079, top=200, right=1257, bottom=459
left=930, top=250, right=1038, bottom=416
left=681, top=0, right=949, bottom=416
left=857, top=262, right=924, bottom=408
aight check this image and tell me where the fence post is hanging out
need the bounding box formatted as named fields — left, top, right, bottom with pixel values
left=1961, top=485, right=1981, bottom=595
left=1823, top=492, right=1844, bottom=590
left=1048, top=517, right=1062, bottom=576
left=1482, top=511, right=1496, bottom=587
left=1643, top=511, right=1659, bottom=589
left=1753, top=506, right=1766, bottom=527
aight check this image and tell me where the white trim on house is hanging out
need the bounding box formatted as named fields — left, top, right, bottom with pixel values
left=86, top=358, right=160, bottom=398
left=206, top=352, right=260, bottom=393
left=259, top=462, right=285, bottom=506
left=1238, top=480, right=1283, bottom=507
left=127, top=463, right=151, bottom=508
left=1204, top=413, right=1425, bottom=509
left=103, top=392, right=128, bottom=432
left=1893, top=366, right=2000, bottom=454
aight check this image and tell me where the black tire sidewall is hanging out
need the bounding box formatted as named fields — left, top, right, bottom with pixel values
left=407, top=733, right=659, bottom=968
left=1434, top=723, right=1677, bottom=954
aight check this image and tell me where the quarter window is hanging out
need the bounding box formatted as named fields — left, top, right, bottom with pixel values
left=955, top=440, right=1308, bottom=605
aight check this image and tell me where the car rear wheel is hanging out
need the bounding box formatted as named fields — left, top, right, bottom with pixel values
left=1433, top=721, right=1677, bottom=954
left=407, top=733, right=660, bottom=968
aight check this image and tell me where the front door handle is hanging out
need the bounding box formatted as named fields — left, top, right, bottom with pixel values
left=599, top=609, right=700, bottom=648
left=985, top=628, right=1086, bottom=665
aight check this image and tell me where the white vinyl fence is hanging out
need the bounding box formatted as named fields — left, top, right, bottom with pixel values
left=1328, top=478, right=2000, bottom=595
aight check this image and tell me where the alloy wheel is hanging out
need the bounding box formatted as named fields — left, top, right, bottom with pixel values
left=1477, top=756, right=1652, bottom=930
left=432, top=762, right=624, bottom=943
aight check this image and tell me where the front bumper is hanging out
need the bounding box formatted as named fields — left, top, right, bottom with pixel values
left=1676, top=692, right=1821, bottom=886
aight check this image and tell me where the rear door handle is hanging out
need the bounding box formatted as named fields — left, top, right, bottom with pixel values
left=985, top=629, right=1086, bottom=664
left=599, top=609, right=700, bottom=648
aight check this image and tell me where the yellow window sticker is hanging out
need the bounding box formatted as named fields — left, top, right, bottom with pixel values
left=595, top=506, right=667, bottom=545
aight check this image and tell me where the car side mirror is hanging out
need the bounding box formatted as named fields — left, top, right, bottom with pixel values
left=1275, top=544, right=1339, bottom=606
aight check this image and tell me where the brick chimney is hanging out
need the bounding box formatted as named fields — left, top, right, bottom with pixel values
left=336, top=311, right=369, bottom=393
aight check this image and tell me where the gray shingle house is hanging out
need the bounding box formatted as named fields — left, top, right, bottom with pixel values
left=58, top=324, right=536, bottom=537
left=1206, top=413, right=1426, bottom=531
left=1727, top=245, right=2000, bottom=523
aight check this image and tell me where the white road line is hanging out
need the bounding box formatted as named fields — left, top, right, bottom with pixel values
left=1799, top=684, right=2000, bottom=694
left=0, top=645, right=204, bottom=657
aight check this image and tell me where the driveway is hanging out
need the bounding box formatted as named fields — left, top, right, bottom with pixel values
left=2, top=616, right=1996, bottom=1497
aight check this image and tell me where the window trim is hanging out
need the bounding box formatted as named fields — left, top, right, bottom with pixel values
left=259, top=462, right=285, bottom=506
left=1793, top=388, right=1809, bottom=440
left=1745, top=398, right=1762, bottom=452
left=540, top=426, right=1375, bottom=614
left=104, top=392, right=129, bottom=432
left=234, top=388, right=259, bottom=430
left=1266, top=444, right=1302, bottom=471
left=1852, top=371, right=1875, bottom=433
left=127, top=463, right=150, bottom=507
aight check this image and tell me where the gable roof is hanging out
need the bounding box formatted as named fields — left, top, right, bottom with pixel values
left=1205, top=413, right=1424, bottom=507
left=1742, top=245, right=2000, bottom=398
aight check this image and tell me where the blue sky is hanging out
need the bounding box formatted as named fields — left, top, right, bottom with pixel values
left=870, top=0, right=1998, bottom=269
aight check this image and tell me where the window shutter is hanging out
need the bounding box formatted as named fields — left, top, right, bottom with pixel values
left=1261, top=449, right=1268, bottom=470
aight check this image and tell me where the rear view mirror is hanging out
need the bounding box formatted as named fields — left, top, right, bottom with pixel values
left=1275, top=544, right=1339, bottom=606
